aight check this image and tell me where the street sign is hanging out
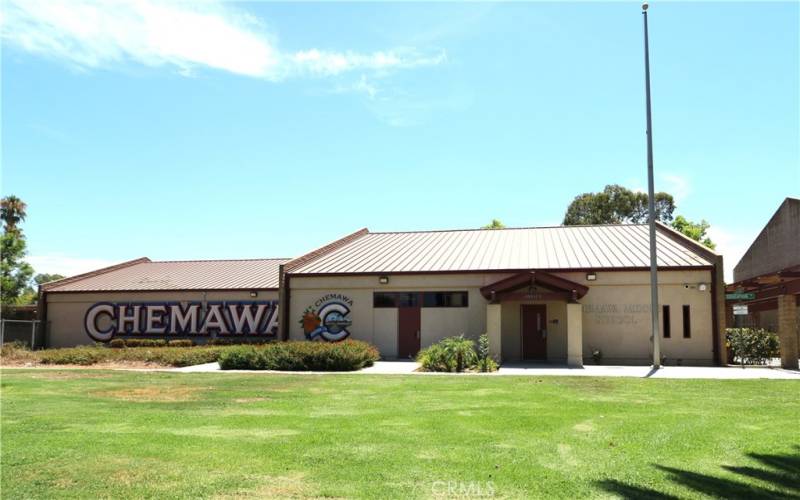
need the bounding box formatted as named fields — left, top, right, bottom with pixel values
left=733, top=304, right=749, bottom=316
left=726, top=292, right=756, bottom=300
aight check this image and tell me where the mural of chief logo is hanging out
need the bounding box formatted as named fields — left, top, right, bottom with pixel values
left=301, top=294, right=353, bottom=342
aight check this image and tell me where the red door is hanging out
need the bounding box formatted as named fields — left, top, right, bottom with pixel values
left=521, top=304, right=547, bottom=360
left=398, top=306, right=421, bottom=358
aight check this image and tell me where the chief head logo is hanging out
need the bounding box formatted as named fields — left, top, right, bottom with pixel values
left=301, top=299, right=352, bottom=342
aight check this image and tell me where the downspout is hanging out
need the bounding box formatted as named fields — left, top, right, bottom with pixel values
left=36, top=285, right=48, bottom=349
left=277, top=264, right=290, bottom=341
left=710, top=255, right=727, bottom=365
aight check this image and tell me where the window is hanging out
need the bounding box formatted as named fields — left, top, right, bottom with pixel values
left=373, top=292, right=419, bottom=308
left=373, top=291, right=468, bottom=308
left=422, top=292, right=468, bottom=308
left=662, top=305, right=671, bottom=338
left=682, top=305, right=691, bottom=338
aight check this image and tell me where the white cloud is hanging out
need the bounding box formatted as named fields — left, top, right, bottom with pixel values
left=658, top=172, right=690, bottom=203
left=27, top=254, right=117, bottom=278
left=1, top=0, right=444, bottom=80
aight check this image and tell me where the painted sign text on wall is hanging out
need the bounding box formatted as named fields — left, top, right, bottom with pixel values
left=84, top=301, right=279, bottom=342
left=301, top=294, right=353, bottom=342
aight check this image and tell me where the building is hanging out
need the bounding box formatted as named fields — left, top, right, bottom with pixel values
left=40, top=223, right=726, bottom=366
left=726, top=197, right=799, bottom=369
left=39, top=257, right=288, bottom=348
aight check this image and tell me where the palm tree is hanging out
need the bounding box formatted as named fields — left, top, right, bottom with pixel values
left=1, top=195, right=27, bottom=233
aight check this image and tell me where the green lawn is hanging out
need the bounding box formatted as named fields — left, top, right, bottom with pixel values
left=2, top=370, right=798, bottom=499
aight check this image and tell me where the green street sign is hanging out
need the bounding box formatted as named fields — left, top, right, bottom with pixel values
left=726, top=292, right=756, bottom=300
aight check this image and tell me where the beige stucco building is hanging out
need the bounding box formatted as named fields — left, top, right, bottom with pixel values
left=39, top=223, right=726, bottom=366
left=281, top=223, right=726, bottom=366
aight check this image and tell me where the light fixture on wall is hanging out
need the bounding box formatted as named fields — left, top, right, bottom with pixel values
left=250, top=291, right=258, bottom=297
left=586, top=273, right=597, bottom=281
left=379, top=276, right=389, bottom=285
left=698, top=283, right=708, bottom=292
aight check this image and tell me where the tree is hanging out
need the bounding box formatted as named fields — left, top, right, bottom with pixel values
left=670, top=215, right=715, bottom=249
left=34, top=273, right=65, bottom=285
left=1, top=232, right=34, bottom=304
left=1, top=195, right=27, bottom=233
left=562, top=184, right=675, bottom=225
left=482, top=219, right=506, bottom=230
left=1, top=195, right=34, bottom=305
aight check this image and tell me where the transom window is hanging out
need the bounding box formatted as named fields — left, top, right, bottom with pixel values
left=373, top=291, right=468, bottom=308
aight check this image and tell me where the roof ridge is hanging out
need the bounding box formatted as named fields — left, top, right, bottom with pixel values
left=284, top=228, right=369, bottom=273
left=368, top=223, right=649, bottom=235
left=41, top=257, right=151, bottom=291
left=149, top=258, right=292, bottom=263
left=654, top=221, right=720, bottom=260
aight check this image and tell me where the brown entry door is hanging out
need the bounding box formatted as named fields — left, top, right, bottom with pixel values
left=521, top=304, right=547, bottom=360
left=398, top=306, right=421, bottom=358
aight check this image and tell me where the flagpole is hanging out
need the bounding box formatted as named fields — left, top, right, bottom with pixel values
left=643, top=1, right=661, bottom=368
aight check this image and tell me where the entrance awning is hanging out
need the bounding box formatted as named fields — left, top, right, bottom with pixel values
left=480, top=271, right=589, bottom=303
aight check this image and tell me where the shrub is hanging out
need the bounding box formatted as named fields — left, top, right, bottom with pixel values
left=475, top=334, right=498, bottom=372
left=0, top=341, right=37, bottom=364
left=38, top=347, right=106, bottom=366
left=417, top=335, right=479, bottom=372
left=218, top=340, right=380, bottom=371
left=108, top=339, right=126, bottom=348
left=167, top=339, right=193, bottom=347
left=218, top=346, right=266, bottom=370
left=726, top=328, right=780, bottom=366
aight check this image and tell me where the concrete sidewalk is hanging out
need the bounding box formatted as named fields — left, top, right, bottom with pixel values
left=168, top=361, right=800, bottom=379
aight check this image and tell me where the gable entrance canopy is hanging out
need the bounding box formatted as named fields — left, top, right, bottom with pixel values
left=480, top=271, right=589, bottom=303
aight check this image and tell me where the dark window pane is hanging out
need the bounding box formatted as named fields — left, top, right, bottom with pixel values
left=422, top=292, right=468, bottom=308
left=396, top=293, right=419, bottom=308
left=662, top=305, right=671, bottom=338
left=373, top=293, right=396, bottom=308
left=682, top=305, right=691, bottom=338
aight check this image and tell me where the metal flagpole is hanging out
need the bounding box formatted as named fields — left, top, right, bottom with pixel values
left=642, top=1, right=661, bottom=368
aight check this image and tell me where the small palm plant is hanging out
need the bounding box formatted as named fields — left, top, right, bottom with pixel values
left=439, top=335, right=477, bottom=372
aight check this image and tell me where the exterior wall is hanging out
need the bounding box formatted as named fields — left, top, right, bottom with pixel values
left=288, top=274, right=508, bottom=355
left=45, top=290, right=279, bottom=348
left=560, top=270, right=715, bottom=365
left=288, top=269, right=716, bottom=365
left=734, top=198, right=800, bottom=282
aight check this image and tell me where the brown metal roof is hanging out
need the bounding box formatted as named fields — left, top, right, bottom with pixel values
left=287, top=223, right=715, bottom=275
left=44, top=258, right=290, bottom=292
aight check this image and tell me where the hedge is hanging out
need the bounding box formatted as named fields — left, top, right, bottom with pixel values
left=36, top=346, right=227, bottom=367
left=218, top=340, right=380, bottom=371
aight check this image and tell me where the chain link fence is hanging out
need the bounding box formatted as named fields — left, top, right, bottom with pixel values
left=1, top=319, right=42, bottom=349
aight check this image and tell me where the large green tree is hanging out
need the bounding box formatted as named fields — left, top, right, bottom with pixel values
left=563, top=185, right=676, bottom=225
left=1, top=195, right=34, bottom=305
left=562, top=185, right=715, bottom=249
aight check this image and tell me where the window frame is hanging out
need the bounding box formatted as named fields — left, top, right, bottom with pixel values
left=662, top=304, right=671, bottom=338
left=682, top=305, right=691, bottom=338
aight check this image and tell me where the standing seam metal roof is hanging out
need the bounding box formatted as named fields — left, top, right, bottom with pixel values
left=44, top=258, right=290, bottom=292
left=287, top=224, right=714, bottom=275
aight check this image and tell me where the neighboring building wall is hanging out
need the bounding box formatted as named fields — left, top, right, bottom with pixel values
left=45, top=290, right=279, bottom=347
left=288, top=269, right=716, bottom=365
left=734, top=198, right=800, bottom=282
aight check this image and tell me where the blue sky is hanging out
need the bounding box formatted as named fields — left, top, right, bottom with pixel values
left=2, top=1, right=798, bottom=280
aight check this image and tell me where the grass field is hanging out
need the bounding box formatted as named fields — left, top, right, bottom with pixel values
left=2, top=369, right=798, bottom=499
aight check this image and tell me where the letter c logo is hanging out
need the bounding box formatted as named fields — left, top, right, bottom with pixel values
left=84, top=303, right=116, bottom=341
